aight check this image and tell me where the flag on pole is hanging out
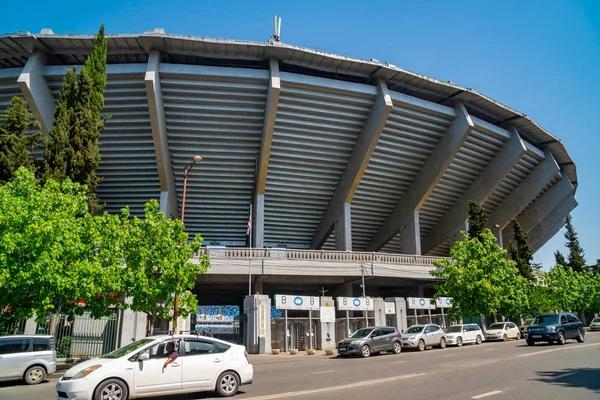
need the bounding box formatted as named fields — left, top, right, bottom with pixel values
left=247, top=204, right=252, bottom=236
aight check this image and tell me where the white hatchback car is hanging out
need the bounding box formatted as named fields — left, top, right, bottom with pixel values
left=56, top=334, right=253, bottom=400
left=445, top=324, right=484, bottom=346
left=485, top=322, right=521, bottom=341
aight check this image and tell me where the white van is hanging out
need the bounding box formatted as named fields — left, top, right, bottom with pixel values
left=0, top=335, right=56, bottom=384
left=445, top=324, right=484, bottom=346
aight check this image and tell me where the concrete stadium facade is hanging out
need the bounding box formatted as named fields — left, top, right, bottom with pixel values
left=0, top=29, right=578, bottom=312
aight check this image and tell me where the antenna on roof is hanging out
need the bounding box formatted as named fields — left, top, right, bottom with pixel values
left=273, top=15, right=281, bottom=42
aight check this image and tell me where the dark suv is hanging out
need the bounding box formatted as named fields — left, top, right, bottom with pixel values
left=526, top=312, right=585, bottom=346
left=337, top=326, right=402, bottom=357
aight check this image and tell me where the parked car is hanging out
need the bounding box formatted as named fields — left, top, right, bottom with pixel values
left=484, top=322, right=521, bottom=341
left=0, top=335, right=56, bottom=385
left=56, top=334, right=252, bottom=400
left=526, top=312, right=585, bottom=346
left=445, top=324, right=484, bottom=346
left=337, top=326, right=402, bottom=358
left=519, top=318, right=535, bottom=339
left=400, top=324, right=446, bottom=351
left=589, top=317, right=600, bottom=332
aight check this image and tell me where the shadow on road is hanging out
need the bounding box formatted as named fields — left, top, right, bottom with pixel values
left=0, top=379, right=52, bottom=388
left=535, top=368, right=600, bottom=394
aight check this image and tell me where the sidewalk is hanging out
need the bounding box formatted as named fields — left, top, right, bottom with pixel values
left=249, top=350, right=337, bottom=364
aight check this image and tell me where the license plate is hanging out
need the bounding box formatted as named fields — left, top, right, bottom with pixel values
left=531, top=335, right=542, bottom=338
left=339, top=347, right=346, bottom=351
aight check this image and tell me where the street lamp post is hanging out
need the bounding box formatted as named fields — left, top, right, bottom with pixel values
left=174, top=154, right=202, bottom=333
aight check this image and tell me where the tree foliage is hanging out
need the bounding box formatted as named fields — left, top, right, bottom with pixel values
left=117, top=200, right=210, bottom=335
left=508, top=218, right=534, bottom=281
left=563, top=214, right=586, bottom=272
left=554, top=250, right=568, bottom=268
left=432, top=229, right=528, bottom=322
left=0, top=168, right=123, bottom=322
left=43, top=25, right=107, bottom=211
left=0, top=97, right=40, bottom=182
left=467, top=200, right=488, bottom=241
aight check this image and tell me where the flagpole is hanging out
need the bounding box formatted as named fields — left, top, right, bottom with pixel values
left=248, top=203, right=252, bottom=296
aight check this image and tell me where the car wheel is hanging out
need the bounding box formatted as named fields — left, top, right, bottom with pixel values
left=576, top=329, right=585, bottom=343
left=516, top=332, right=521, bottom=340
left=393, top=341, right=402, bottom=354
left=418, top=339, right=426, bottom=352
left=24, top=366, right=46, bottom=385
left=216, top=371, right=239, bottom=397
left=457, top=337, right=463, bottom=347
left=361, top=345, right=371, bottom=358
left=475, top=335, right=482, bottom=345
left=502, top=334, right=508, bottom=342
left=439, top=338, right=447, bottom=349
left=94, top=378, right=128, bottom=400
left=526, top=339, right=535, bottom=346
left=557, top=331, right=566, bottom=345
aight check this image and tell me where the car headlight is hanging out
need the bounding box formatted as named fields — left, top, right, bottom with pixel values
left=548, top=326, right=556, bottom=332
left=407, top=336, right=415, bottom=340
left=72, top=365, right=102, bottom=380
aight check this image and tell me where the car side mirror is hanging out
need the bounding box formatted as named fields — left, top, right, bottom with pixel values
left=138, top=352, right=150, bottom=361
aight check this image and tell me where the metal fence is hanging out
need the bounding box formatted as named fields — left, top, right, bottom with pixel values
left=1, top=310, right=119, bottom=358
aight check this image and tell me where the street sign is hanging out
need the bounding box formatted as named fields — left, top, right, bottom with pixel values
left=337, top=297, right=374, bottom=311
left=320, top=306, right=336, bottom=323
left=384, top=302, right=396, bottom=314
left=274, top=294, right=320, bottom=310
left=406, top=297, right=436, bottom=310
left=435, top=297, right=453, bottom=308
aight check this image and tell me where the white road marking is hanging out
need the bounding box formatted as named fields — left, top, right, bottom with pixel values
left=312, top=370, right=334, bottom=374
left=471, top=390, right=503, bottom=399
left=517, top=342, right=599, bottom=358
left=242, top=373, right=426, bottom=400
left=389, top=360, right=406, bottom=364
left=443, top=353, right=457, bottom=357
left=484, top=348, right=495, bottom=351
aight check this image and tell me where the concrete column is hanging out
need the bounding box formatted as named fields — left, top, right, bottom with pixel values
left=243, top=295, right=271, bottom=354
left=319, top=297, right=336, bottom=350
left=400, top=209, right=421, bottom=255
left=255, top=194, right=265, bottom=248
left=386, top=297, right=408, bottom=333
left=373, top=298, right=386, bottom=327
left=18, top=51, right=55, bottom=135
left=24, top=317, right=37, bottom=335
left=119, top=307, right=148, bottom=346
left=530, top=195, right=578, bottom=252
left=335, top=202, right=352, bottom=251
left=145, top=50, right=178, bottom=218
left=448, top=220, right=469, bottom=249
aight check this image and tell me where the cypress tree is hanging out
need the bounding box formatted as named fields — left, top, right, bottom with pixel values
left=43, top=25, right=107, bottom=211
left=564, top=214, right=586, bottom=272
left=554, top=250, right=568, bottom=267
left=0, top=97, right=40, bottom=182
left=508, top=218, right=534, bottom=281
left=467, top=200, right=488, bottom=241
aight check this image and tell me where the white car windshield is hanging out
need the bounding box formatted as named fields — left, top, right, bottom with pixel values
left=405, top=326, right=424, bottom=334
left=447, top=326, right=462, bottom=333
left=592, top=318, right=600, bottom=323
left=101, top=339, right=154, bottom=359
left=488, top=323, right=505, bottom=330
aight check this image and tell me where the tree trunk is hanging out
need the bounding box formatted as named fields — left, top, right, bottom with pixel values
left=146, top=313, right=156, bottom=337
left=469, top=315, right=473, bottom=323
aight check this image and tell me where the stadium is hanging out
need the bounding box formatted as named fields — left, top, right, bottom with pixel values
left=0, top=28, right=578, bottom=348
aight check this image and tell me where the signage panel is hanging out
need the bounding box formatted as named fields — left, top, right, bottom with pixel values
left=384, top=302, right=396, bottom=315
left=406, top=297, right=436, bottom=310
left=274, top=294, right=320, bottom=310
left=337, top=297, right=374, bottom=311
left=435, top=297, right=453, bottom=308
left=320, top=306, right=336, bottom=323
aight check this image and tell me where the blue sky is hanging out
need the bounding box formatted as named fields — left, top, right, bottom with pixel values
left=1, top=0, right=598, bottom=268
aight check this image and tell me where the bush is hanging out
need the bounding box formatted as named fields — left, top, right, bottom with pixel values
left=56, top=336, right=73, bottom=358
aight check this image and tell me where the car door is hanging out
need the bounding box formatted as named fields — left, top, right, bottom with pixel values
left=424, top=326, right=439, bottom=346
left=507, top=323, right=518, bottom=338
left=463, top=325, right=473, bottom=343
left=566, top=314, right=579, bottom=338
left=0, top=337, right=32, bottom=380
left=380, top=328, right=395, bottom=350
left=559, top=314, right=570, bottom=337
left=181, top=339, right=224, bottom=390
left=133, top=339, right=182, bottom=395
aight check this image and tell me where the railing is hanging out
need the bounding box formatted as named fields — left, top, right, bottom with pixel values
left=196, top=247, right=449, bottom=266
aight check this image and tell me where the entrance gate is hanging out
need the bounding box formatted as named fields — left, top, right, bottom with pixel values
left=273, top=294, right=320, bottom=352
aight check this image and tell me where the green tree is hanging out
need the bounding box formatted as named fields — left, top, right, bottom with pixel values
left=554, top=250, right=568, bottom=268
left=43, top=25, right=107, bottom=211
left=508, top=218, right=534, bottom=281
left=524, top=271, right=557, bottom=317
left=0, top=97, right=40, bottom=182
left=0, top=168, right=124, bottom=324
left=117, top=200, right=210, bottom=335
left=432, top=229, right=528, bottom=322
left=546, top=265, right=589, bottom=313
left=467, top=200, right=488, bottom=241
left=564, top=214, right=586, bottom=272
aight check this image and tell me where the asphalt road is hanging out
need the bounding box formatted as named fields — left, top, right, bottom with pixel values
left=2, top=333, right=599, bottom=400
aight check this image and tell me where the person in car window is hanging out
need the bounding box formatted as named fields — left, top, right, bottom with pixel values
left=162, top=342, right=178, bottom=370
